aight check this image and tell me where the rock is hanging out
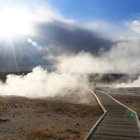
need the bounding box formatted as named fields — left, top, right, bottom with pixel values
left=0, top=118, right=10, bottom=122
left=125, top=100, right=132, bottom=103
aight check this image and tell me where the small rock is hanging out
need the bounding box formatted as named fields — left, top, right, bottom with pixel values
left=0, top=119, right=10, bottom=122
left=126, top=100, right=132, bottom=103
left=75, top=122, right=80, bottom=126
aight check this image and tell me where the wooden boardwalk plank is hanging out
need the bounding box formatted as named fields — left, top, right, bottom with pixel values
left=95, top=128, right=140, bottom=136
left=91, top=134, right=140, bottom=140
left=86, top=90, right=140, bottom=140
left=99, top=124, right=139, bottom=130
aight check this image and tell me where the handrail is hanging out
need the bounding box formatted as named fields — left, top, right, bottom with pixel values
left=84, top=89, right=107, bottom=140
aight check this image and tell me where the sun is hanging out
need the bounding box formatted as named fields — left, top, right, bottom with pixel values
left=0, top=8, right=32, bottom=37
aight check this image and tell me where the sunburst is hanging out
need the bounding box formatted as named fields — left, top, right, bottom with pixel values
left=0, top=8, right=32, bottom=37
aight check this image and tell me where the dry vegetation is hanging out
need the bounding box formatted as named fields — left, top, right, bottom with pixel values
left=33, top=100, right=102, bottom=117
left=0, top=95, right=103, bottom=140
left=26, top=128, right=86, bottom=140
left=0, top=97, right=9, bottom=115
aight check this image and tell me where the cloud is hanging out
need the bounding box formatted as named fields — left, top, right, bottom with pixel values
left=34, top=6, right=76, bottom=24
left=31, top=6, right=134, bottom=38
left=33, top=21, right=113, bottom=54
left=126, top=20, right=140, bottom=34
left=81, top=20, right=125, bottom=38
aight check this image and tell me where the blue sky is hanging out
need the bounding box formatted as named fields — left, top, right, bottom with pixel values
left=1, top=0, right=140, bottom=23
left=44, top=0, right=140, bottom=23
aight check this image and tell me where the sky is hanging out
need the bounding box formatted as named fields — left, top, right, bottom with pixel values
left=46, top=0, right=140, bottom=23
left=0, top=0, right=140, bottom=73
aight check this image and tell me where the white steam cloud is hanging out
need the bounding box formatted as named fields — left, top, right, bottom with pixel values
left=0, top=66, right=88, bottom=98
left=116, top=76, right=140, bottom=87
left=56, top=37, right=140, bottom=74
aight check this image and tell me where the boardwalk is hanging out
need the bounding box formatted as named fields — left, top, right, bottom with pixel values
left=85, top=90, right=140, bottom=140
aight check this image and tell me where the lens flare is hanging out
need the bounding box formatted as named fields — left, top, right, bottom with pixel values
left=125, top=110, right=136, bottom=119
left=27, top=38, right=33, bottom=43
left=27, top=38, right=42, bottom=50
left=32, top=41, right=38, bottom=47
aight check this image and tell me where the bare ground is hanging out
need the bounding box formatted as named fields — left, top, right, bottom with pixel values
left=0, top=90, right=103, bottom=140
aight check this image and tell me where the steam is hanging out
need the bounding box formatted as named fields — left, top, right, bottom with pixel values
left=57, top=51, right=111, bottom=73
left=54, top=37, right=140, bottom=74
left=116, top=76, right=140, bottom=87
left=0, top=66, right=88, bottom=98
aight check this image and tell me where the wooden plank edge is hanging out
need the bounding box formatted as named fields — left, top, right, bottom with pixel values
left=86, top=89, right=107, bottom=113
left=84, top=89, right=107, bottom=140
